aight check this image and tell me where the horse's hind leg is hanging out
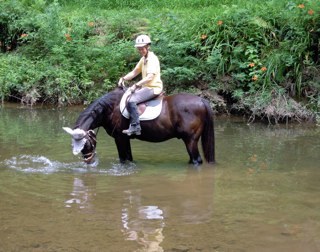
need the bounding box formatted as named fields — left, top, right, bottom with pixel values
left=183, top=138, right=203, bottom=165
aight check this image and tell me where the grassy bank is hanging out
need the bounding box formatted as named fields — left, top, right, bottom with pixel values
left=0, top=0, right=319, bottom=123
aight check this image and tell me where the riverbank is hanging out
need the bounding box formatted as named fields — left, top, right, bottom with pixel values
left=200, top=87, right=317, bottom=124
left=0, top=0, right=319, bottom=123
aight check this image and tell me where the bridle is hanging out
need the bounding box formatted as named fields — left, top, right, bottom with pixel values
left=82, top=129, right=97, bottom=163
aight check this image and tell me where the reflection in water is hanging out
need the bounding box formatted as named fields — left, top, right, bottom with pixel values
left=118, top=168, right=215, bottom=251
left=57, top=167, right=215, bottom=252
left=65, top=177, right=95, bottom=209
left=122, top=190, right=165, bottom=252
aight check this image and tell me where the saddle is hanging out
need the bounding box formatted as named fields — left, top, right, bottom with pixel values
left=119, top=89, right=163, bottom=121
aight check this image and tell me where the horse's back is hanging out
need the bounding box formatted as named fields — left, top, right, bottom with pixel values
left=164, top=93, right=209, bottom=120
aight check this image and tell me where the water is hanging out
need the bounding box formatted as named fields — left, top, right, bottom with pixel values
left=0, top=104, right=319, bottom=252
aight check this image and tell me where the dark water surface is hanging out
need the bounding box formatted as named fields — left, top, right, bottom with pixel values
left=0, top=104, right=319, bottom=252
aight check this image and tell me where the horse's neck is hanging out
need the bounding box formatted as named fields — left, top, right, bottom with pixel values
left=75, top=102, right=105, bottom=130
left=77, top=116, right=97, bottom=131
left=75, top=90, right=122, bottom=130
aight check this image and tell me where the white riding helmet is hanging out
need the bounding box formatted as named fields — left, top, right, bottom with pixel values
left=135, top=34, right=151, bottom=48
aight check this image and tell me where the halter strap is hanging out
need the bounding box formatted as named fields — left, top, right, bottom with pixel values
left=82, top=130, right=97, bottom=163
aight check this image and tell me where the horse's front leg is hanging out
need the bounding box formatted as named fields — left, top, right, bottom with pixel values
left=114, top=136, right=133, bottom=163
left=183, top=138, right=203, bottom=165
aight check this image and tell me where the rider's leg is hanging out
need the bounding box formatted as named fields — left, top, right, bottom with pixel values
left=122, top=102, right=141, bottom=136
left=122, top=88, right=156, bottom=136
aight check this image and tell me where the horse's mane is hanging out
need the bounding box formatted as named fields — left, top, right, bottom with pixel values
left=74, top=88, right=124, bottom=130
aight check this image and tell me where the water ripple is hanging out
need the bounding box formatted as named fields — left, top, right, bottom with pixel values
left=2, top=155, right=138, bottom=176
left=104, top=162, right=138, bottom=176
left=3, top=155, right=83, bottom=174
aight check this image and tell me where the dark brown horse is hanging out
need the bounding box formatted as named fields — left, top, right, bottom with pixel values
left=63, top=87, right=215, bottom=165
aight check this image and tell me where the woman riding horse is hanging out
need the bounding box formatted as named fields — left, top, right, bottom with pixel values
left=63, top=36, right=215, bottom=165
left=63, top=88, right=215, bottom=165
left=118, top=34, right=163, bottom=136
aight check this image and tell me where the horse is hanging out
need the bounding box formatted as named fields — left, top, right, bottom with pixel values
left=63, top=87, right=215, bottom=165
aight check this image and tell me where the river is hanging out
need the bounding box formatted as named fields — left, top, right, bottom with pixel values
left=0, top=104, right=319, bottom=252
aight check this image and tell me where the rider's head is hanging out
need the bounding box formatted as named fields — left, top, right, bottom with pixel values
left=135, top=34, right=151, bottom=57
left=135, top=34, right=151, bottom=48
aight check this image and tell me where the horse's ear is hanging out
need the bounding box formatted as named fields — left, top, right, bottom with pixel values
left=62, top=127, right=74, bottom=135
left=63, top=127, right=87, bottom=140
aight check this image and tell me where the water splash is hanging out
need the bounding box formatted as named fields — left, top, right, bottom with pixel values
left=104, top=162, right=138, bottom=176
left=2, top=155, right=138, bottom=176
left=3, top=155, right=84, bottom=174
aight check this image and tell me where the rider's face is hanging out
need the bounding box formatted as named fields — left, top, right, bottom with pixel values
left=137, top=45, right=148, bottom=57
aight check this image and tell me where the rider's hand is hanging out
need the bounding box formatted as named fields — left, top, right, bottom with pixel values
left=130, top=84, right=137, bottom=93
left=118, top=77, right=125, bottom=87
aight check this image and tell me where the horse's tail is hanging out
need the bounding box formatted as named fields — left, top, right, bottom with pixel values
left=201, top=98, right=215, bottom=163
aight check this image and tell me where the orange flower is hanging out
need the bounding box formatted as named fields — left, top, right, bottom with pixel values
left=261, top=66, right=267, bottom=72
left=252, top=75, right=258, bottom=81
left=201, top=34, right=207, bottom=40
left=248, top=62, right=255, bottom=67
left=65, top=33, right=72, bottom=41
left=20, top=33, right=28, bottom=38
left=88, top=21, right=95, bottom=27
left=217, top=20, right=223, bottom=26
left=298, top=4, right=305, bottom=8
left=249, top=154, right=257, bottom=162
left=308, top=9, right=314, bottom=15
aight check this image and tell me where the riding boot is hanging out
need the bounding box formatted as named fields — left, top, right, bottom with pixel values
left=122, top=102, right=141, bottom=136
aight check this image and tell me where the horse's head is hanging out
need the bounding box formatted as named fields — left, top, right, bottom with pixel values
left=63, top=127, right=97, bottom=164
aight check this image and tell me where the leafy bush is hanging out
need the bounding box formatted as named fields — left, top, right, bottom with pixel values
left=0, top=0, right=319, bottom=122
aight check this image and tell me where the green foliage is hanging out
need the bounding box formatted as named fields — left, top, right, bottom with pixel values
left=0, top=0, right=139, bottom=104
left=0, top=0, right=319, bottom=122
left=59, top=0, right=232, bottom=10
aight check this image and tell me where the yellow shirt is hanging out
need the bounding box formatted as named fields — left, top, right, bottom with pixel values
left=136, top=51, right=163, bottom=95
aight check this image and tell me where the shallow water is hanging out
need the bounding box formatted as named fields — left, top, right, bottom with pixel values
left=0, top=104, right=319, bottom=252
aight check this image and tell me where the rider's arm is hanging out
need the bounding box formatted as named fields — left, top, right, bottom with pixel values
left=122, top=58, right=143, bottom=81
left=129, top=73, right=154, bottom=92
left=122, top=68, right=139, bottom=81
left=134, top=73, right=154, bottom=87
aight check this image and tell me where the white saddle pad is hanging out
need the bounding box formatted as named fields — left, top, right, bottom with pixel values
left=119, top=89, right=163, bottom=121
